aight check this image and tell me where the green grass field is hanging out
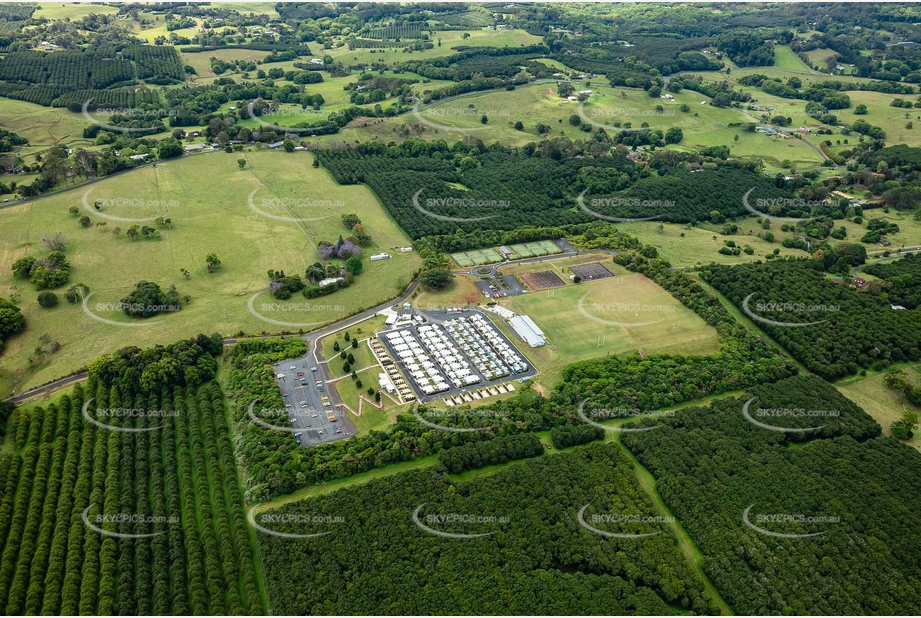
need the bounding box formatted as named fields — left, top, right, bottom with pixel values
left=0, top=99, right=96, bottom=157
left=321, top=28, right=543, bottom=67
left=488, top=260, right=720, bottom=388
left=32, top=3, right=119, bottom=20
left=772, top=45, right=817, bottom=72
left=614, top=219, right=810, bottom=268
left=837, top=371, right=921, bottom=451
left=0, top=150, right=420, bottom=398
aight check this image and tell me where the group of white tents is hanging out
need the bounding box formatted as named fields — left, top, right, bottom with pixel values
left=443, top=317, right=512, bottom=381
left=385, top=330, right=450, bottom=396
left=466, top=314, right=529, bottom=374
left=417, top=324, right=481, bottom=389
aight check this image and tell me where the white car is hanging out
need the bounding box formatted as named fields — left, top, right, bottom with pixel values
left=276, top=373, right=285, bottom=378
left=290, top=366, right=296, bottom=370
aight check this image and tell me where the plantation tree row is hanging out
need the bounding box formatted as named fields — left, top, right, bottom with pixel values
left=122, top=46, right=186, bottom=84
left=0, top=375, right=265, bottom=615
left=0, top=51, right=134, bottom=89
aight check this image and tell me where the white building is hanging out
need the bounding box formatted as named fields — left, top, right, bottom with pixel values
left=509, top=315, right=547, bottom=347
left=370, top=253, right=391, bottom=261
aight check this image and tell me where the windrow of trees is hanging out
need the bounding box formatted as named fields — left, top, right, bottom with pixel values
left=436, top=432, right=544, bottom=473
left=257, top=443, right=720, bottom=615
left=622, top=376, right=921, bottom=615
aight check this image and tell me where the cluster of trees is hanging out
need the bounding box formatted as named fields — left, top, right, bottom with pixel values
left=119, top=281, right=182, bottom=318
left=398, top=45, right=550, bottom=82
left=258, top=444, right=719, bottom=615
left=865, top=253, right=921, bottom=308
left=0, top=296, right=25, bottom=352
left=12, top=251, right=71, bottom=290
left=436, top=432, right=544, bottom=473
left=622, top=377, right=921, bottom=615
left=550, top=424, right=605, bottom=448
left=87, top=333, right=222, bottom=396
left=701, top=259, right=921, bottom=379
left=716, top=30, right=782, bottom=66
left=882, top=369, right=921, bottom=438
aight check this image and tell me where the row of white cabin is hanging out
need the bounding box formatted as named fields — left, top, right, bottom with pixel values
left=416, top=324, right=482, bottom=389
left=467, top=314, right=529, bottom=374
left=384, top=330, right=450, bottom=395
left=442, top=318, right=514, bottom=381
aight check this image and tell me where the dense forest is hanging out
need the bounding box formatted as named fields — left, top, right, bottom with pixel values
left=864, top=253, right=921, bottom=309
left=622, top=376, right=921, bottom=615
left=257, top=443, right=720, bottom=615
left=318, top=140, right=801, bottom=240
left=700, top=259, right=921, bottom=379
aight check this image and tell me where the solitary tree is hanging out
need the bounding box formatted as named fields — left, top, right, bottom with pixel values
left=205, top=253, right=221, bottom=273
left=238, top=158, right=247, bottom=170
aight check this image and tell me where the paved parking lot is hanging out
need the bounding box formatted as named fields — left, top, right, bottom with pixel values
left=474, top=275, right=525, bottom=299
left=273, top=357, right=355, bottom=447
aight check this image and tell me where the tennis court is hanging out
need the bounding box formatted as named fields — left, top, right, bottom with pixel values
left=450, top=248, right=504, bottom=266
left=520, top=270, right=566, bottom=291
left=570, top=262, right=614, bottom=281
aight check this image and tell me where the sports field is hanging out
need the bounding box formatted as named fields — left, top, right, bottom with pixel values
left=0, top=150, right=420, bottom=397
left=493, top=264, right=721, bottom=387
left=449, top=239, right=561, bottom=266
